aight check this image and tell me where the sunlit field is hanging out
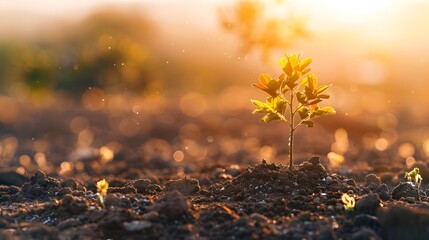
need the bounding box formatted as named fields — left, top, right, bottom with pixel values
left=1, top=1, right=429, bottom=239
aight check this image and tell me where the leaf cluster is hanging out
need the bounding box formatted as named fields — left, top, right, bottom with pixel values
left=404, top=167, right=423, bottom=187
left=251, top=54, right=335, bottom=127
left=341, top=193, right=355, bottom=211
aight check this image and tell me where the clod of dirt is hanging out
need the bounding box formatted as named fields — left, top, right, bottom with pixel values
left=165, top=178, right=200, bottom=195
left=391, top=182, right=419, bottom=200
left=210, top=159, right=339, bottom=202
left=379, top=205, right=429, bottom=240
left=128, top=179, right=162, bottom=194
left=104, top=193, right=132, bottom=208
left=59, top=194, right=88, bottom=215
left=149, top=190, right=191, bottom=219
left=356, top=193, right=381, bottom=214
left=0, top=185, right=19, bottom=202
left=109, top=186, right=137, bottom=194
left=21, top=170, right=62, bottom=200
left=376, top=184, right=390, bottom=201
left=364, top=174, right=381, bottom=190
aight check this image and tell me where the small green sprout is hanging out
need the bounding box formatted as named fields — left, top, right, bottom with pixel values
left=404, top=167, right=423, bottom=188
left=251, top=53, right=336, bottom=169
left=96, top=179, right=109, bottom=209
left=341, top=193, right=355, bottom=211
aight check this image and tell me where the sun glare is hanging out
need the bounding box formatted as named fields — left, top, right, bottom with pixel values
left=295, top=0, right=395, bottom=26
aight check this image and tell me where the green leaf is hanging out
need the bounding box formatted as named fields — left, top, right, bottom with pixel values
left=302, top=120, right=314, bottom=127
left=299, top=75, right=309, bottom=86
left=261, top=113, right=280, bottom=123
left=319, top=106, right=336, bottom=115
left=296, top=92, right=307, bottom=104
left=307, top=99, right=322, bottom=105
left=251, top=99, right=265, bottom=108
left=299, top=57, right=312, bottom=71
left=307, top=74, right=317, bottom=91
left=259, top=73, right=271, bottom=84
left=302, top=68, right=311, bottom=75
left=316, top=85, right=330, bottom=94
left=279, top=58, right=287, bottom=68
left=298, top=106, right=309, bottom=119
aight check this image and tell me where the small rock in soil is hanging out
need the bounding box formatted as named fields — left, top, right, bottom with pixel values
left=356, top=193, right=381, bottom=214
left=164, top=178, right=200, bottom=195
left=309, top=156, right=320, bottom=165
left=379, top=205, right=429, bottom=240
left=364, top=174, right=381, bottom=190
left=405, top=196, right=416, bottom=203
left=129, top=179, right=162, bottom=194
left=149, top=190, right=191, bottom=219
left=123, top=220, right=153, bottom=232
left=391, top=182, right=419, bottom=200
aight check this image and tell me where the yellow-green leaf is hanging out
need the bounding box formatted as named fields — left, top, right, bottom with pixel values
left=316, top=84, right=331, bottom=94
left=279, top=58, right=287, bottom=68
left=302, top=120, right=314, bottom=127
left=320, top=106, right=336, bottom=115
left=299, top=57, right=312, bottom=71
left=307, top=74, right=317, bottom=91
left=251, top=99, right=265, bottom=108
left=259, top=73, right=272, bottom=85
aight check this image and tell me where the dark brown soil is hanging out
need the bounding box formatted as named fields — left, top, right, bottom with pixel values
left=1, top=104, right=429, bottom=239
left=0, top=157, right=428, bottom=240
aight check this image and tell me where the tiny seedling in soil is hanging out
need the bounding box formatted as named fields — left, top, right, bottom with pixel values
left=404, top=167, right=423, bottom=200
left=251, top=53, right=336, bottom=169
left=341, top=193, right=355, bottom=211
left=96, top=179, right=109, bottom=209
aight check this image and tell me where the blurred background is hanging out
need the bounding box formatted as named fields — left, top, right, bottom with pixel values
left=1, top=0, right=429, bottom=180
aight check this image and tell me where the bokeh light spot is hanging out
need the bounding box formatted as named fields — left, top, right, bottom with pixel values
left=173, top=150, right=185, bottom=162
left=179, top=92, right=207, bottom=117
left=399, top=143, right=415, bottom=158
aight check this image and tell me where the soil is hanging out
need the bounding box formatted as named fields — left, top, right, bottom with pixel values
left=1, top=104, right=429, bottom=239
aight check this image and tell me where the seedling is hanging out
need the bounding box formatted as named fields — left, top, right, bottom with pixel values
left=251, top=54, right=335, bottom=169
left=341, top=193, right=355, bottom=211
left=96, top=179, right=109, bottom=209
left=404, top=167, right=423, bottom=187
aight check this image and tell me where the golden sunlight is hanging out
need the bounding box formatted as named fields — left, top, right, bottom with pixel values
left=296, top=0, right=396, bottom=25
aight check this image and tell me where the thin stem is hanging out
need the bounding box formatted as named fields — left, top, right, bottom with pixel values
left=288, top=90, right=294, bottom=170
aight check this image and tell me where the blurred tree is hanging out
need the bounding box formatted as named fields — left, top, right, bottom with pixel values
left=54, top=8, right=158, bottom=97
left=0, top=8, right=159, bottom=99
left=219, top=0, right=308, bottom=60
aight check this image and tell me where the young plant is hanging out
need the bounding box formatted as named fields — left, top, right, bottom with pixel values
left=341, top=193, right=355, bottom=211
left=251, top=54, right=335, bottom=169
left=96, top=179, right=109, bottom=209
left=404, top=167, right=423, bottom=200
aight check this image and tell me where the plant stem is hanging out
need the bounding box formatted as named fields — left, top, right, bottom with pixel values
left=288, top=90, right=294, bottom=170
